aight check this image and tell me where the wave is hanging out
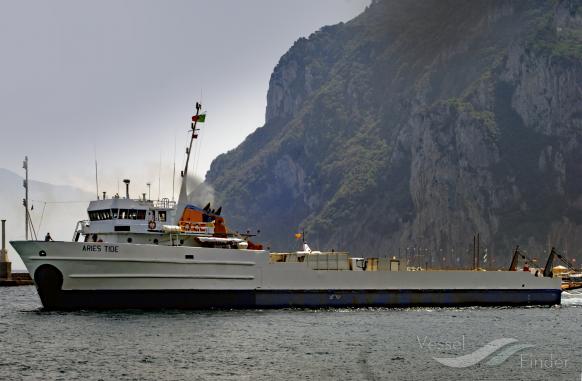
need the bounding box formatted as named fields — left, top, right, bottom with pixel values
left=561, top=290, right=582, bottom=306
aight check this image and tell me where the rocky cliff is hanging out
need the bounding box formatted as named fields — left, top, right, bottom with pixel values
left=206, top=0, right=582, bottom=268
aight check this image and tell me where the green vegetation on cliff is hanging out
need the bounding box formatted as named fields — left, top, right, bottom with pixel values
left=207, top=0, right=582, bottom=266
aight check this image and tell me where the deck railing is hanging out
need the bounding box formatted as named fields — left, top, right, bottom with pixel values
left=154, top=198, right=176, bottom=209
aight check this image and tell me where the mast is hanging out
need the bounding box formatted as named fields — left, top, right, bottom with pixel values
left=172, top=133, right=177, bottom=202
left=95, top=158, right=99, bottom=200
left=543, top=247, right=556, bottom=278
left=23, top=156, right=29, bottom=240
left=477, top=232, right=480, bottom=269
left=508, top=245, right=520, bottom=271
left=176, top=102, right=203, bottom=218
left=182, top=103, right=201, bottom=181
left=94, top=144, right=99, bottom=200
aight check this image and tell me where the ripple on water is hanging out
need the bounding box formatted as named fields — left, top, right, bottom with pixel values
left=0, top=286, right=579, bottom=380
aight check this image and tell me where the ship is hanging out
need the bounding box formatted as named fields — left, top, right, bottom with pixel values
left=509, top=245, right=582, bottom=291
left=10, top=102, right=562, bottom=310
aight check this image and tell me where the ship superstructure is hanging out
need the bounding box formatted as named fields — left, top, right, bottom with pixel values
left=74, top=102, right=256, bottom=251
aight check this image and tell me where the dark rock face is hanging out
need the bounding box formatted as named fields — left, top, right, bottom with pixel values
left=207, top=0, right=582, bottom=267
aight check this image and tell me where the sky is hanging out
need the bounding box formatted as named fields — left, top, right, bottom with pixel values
left=0, top=0, right=370, bottom=200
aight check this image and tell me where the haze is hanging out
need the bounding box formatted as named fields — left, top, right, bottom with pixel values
left=0, top=0, right=369, bottom=198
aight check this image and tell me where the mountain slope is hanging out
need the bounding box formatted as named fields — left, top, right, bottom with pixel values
left=207, top=0, right=582, bottom=266
left=0, top=168, right=93, bottom=269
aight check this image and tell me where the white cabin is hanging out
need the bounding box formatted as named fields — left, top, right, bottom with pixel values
left=75, top=190, right=177, bottom=245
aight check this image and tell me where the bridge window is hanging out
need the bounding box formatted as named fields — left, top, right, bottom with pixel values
left=125, top=209, right=146, bottom=220
left=89, top=209, right=113, bottom=221
left=158, top=211, right=167, bottom=222
left=107, top=209, right=146, bottom=220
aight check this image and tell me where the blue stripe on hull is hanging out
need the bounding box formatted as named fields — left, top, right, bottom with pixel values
left=255, top=289, right=561, bottom=308
left=37, top=289, right=561, bottom=310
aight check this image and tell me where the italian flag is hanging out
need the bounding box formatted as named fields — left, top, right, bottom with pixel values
left=192, top=114, right=206, bottom=123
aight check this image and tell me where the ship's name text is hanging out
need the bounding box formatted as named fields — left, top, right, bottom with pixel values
left=82, top=245, right=119, bottom=253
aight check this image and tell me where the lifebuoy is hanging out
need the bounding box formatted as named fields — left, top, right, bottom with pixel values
left=148, top=220, right=156, bottom=230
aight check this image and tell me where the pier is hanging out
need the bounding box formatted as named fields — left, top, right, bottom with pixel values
left=0, top=219, right=33, bottom=286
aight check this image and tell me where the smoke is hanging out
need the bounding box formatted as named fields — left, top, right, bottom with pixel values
left=185, top=175, right=215, bottom=208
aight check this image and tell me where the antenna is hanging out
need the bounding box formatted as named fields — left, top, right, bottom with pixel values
left=95, top=161, right=99, bottom=200
left=22, top=156, right=29, bottom=240
left=94, top=144, right=99, bottom=200
left=172, top=132, right=177, bottom=202
left=158, top=150, right=162, bottom=201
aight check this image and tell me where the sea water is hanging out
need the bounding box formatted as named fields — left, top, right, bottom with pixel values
left=1, top=286, right=580, bottom=380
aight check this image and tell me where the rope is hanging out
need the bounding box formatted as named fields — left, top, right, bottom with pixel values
left=30, top=200, right=89, bottom=204
left=38, top=202, right=47, bottom=232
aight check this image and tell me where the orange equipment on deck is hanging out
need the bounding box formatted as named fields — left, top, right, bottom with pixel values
left=178, top=205, right=227, bottom=238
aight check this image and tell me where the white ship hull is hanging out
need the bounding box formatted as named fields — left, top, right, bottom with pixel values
left=11, top=241, right=562, bottom=309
